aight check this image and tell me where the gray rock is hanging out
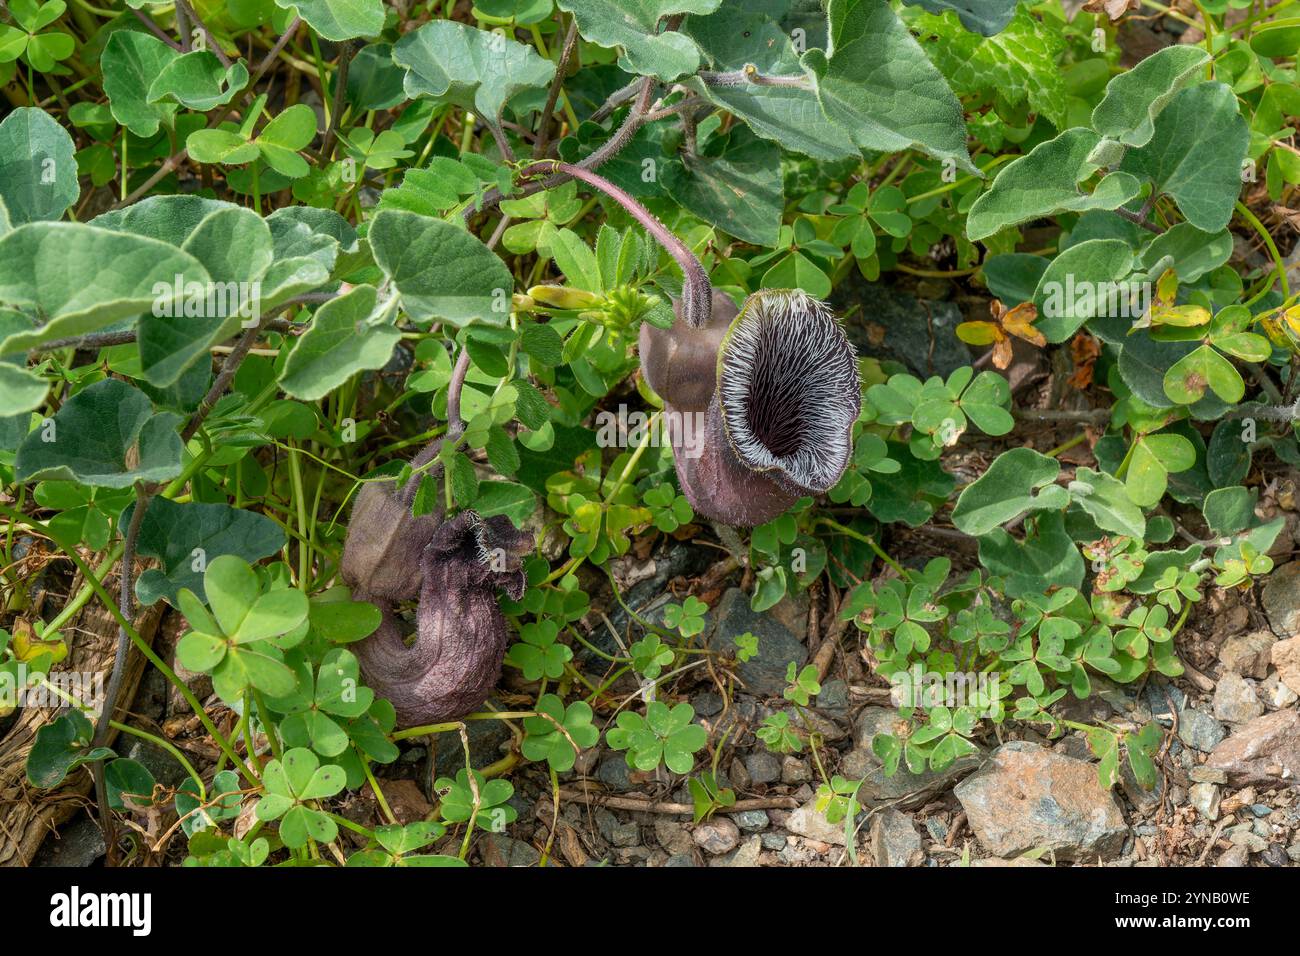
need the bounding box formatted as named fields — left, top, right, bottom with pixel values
left=35, top=815, right=105, bottom=867
left=857, top=753, right=982, bottom=810
left=664, top=852, right=698, bottom=867
left=832, top=279, right=972, bottom=379
left=654, top=819, right=694, bottom=855
left=871, top=809, right=924, bottom=867
left=728, top=756, right=751, bottom=791
left=691, top=691, right=724, bottom=718
left=954, top=741, right=1128, bottom=861
left=434, top=710, right=510, bottom=770
left=733, top=809, right=769, bottom=832
left=1217, top=845, right=1250, bottom=867
left=1145, top=680, right=1185, bottom=718
left=839, top=748, right=875, bottom=780
left=480, top=833, right=542, bottom=867
left=1189, top=765, right=1228, bottom=784
left=596, top=811, right=640, bottom=848
left=745, top=751, right=782, bottom=786
left=707, top=588, right=806, bottom=697
left=1262, top=561, right=1300, bottom=637
left=692, top=817, right=741, bottom=855
left=713, top=834, right=762, bottom=867
left=1228, top=826, right=1268, bottom=853
left=597, top=756, right=635, bottom=791
left=1262, top=843, right=1291, bottom=867
left=818, top=678, right=849, bottom=714
left=124, top=736, right=189, bottom=790
left=785, top=797, right=848, bottom=846
left=969, top=857, right=1048, bottom=867
left=1213, top=672, right=1264, bottom=724
left=781, top=756, right=812, bottom=785
left=760, top=832, right=787, bottom=851
left=1177, top=707, right=1227, bottom=753
left=1189, top=782, right=1221, bottom=821
left=854, top=706, right=900, bottom=751
left=787, top=705, right=849, bottom=742
left=572, top=745, right=601, bottom=775
left=1207, top=708, right=1300, bottom=787
left=1272, top=635, right=1300, bottom=695
left=1261, top=673, right=1299, bottom=710
left=1217, top=630, right=1276, bottom=679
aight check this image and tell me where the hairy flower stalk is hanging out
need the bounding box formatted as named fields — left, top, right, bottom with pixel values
left=517, top=161, right=712, bottom=329
left=348, top=511, right=533, bottom=727
left=516, top=163, right=860, bottom=526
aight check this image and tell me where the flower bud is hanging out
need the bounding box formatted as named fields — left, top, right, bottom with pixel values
left=526, top=284, right=604, bottom=310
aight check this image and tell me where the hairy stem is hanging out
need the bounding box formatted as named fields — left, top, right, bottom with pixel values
left=517, top=160, right=712, bottom=328
left=534, top=17, right=580, bottom=158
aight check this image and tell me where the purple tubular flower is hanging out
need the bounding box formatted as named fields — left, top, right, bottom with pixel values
left=641, top=289, right=860, bottom=527
left=339, top=481, right=442, bottom=602
left=514, top=162, right=859, bottom=526
left=351, top=510, right=533, bottom=728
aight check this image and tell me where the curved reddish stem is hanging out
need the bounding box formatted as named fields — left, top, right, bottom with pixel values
left=517, top=160, right=713, bottom=329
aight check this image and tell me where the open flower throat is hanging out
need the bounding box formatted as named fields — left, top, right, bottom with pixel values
left=718, top=290, right=859, bottom=495
left=639, top=286, right=860, bottom=527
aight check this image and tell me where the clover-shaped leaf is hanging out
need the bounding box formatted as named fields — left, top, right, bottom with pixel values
left=505, top=619, right=572, bottom=680
left=347, top=822, right=464, bottom=867
left=270, top=648, right=375, bottom=758
left=435, top=768, right=517, bottom=831
left=606, top=700, right=706, bottom=773
left=521, top=693, right=599, bottom=772
left=662, top=596, right=708, bottom=637
left=174, top=557, right=306, bottom=703
left=26, top=708, right=113, bottom=789
left=0, top=0, right=75, bottom=73
left=629, top=635, right=674, bottom=679
left=175, top=769, right=243, bottom=838
left=783, top=662, right=821, bottom=707
left=255, top=748, right=346, bottom=848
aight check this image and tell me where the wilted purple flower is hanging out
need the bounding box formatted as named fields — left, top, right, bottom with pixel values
left=339, top=481, right=442, bottom=602
left=351, top=510, right=533, bottom=727
left=640, top=288, right=860, bottom=526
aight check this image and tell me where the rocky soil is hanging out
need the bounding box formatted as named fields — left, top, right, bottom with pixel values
left=28, top=530, right=1300, bottom=870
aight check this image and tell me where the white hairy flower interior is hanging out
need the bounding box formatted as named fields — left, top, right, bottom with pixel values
left=718, top=289, right=860, bottom=492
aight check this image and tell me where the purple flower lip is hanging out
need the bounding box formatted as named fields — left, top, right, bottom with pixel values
left=339, top=480, right=442, bottom=603
left=716, top=289, right=860, bottom=496
left=641, top=288, right=860, bottom=527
